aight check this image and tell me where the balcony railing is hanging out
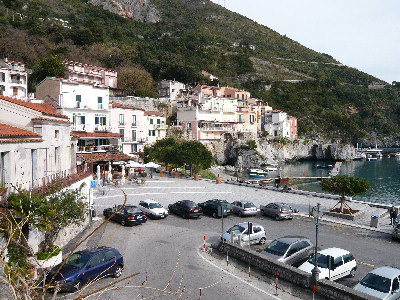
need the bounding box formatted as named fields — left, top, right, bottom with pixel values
left=131, top=122, right=137, bottom=127
left=73, top=124, right=86, bottom=131
left=10, top=79, right=24, bottom=84
left=77, top=144, right=121, bottom=153
left=94, top=125, right=111, bottom=132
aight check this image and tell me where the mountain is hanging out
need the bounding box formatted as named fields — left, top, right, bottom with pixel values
left=0, top=0, right=399, bottom=143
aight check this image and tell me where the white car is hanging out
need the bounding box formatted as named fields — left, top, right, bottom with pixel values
left=298, top=248, right=357, bottom=281
left=138, top=199, right=168, bottom=219
left=354, top=266, right=400, bottom=299
left=220, top=223, right=266, bottom=245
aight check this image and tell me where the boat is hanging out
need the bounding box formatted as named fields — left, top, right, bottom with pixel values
left=316, top=164, right=333, bottom=169
left=395, top=153, right=400, bottom=158
left=247, top=169, right=267, bottom=178
left=264, top=166, right=278, bottom=172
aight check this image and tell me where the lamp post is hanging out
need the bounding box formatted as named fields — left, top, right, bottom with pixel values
left=311, top=203, right=321, bottom=286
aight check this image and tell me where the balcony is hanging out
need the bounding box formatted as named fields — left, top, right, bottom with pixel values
left=94, top=125, right=111, bottom=132
left=77, top=144, right=121, bottom=153
left=73, top=124, right=86, bottom=131
left=10, top=79, right=24, bottom=84
left=76, top=101, right=81, bottom=108
left=118, top=122, right=125, bottom=126
left=131, top=122, right=137, bottom=127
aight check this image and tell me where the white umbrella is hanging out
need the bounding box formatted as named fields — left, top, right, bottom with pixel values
left=126, top=161, right=145, bottom=168
left=145, top=162, right=160, bottom=168
left=97, top=165, right=101, bottom=183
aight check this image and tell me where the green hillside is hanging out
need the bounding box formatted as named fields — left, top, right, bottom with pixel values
left=1, top=0, right=399, bottom=143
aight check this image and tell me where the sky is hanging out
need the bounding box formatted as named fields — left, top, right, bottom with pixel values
left=210, top=0, right=400, bottom=83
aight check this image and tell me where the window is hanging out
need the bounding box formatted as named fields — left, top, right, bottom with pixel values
left=119, top=114, right=124, bottom=125
left=98, top=97, right=103, bottom=109
left=54, top=130, right=59, bottom=139
left=0, top=72, right=5, bottom=82
left=132, top=115, right=136, bottom=126
left=333, top=257, right=344, bottom=268
left=343, top=253, right=354, bottom=264
left=95, top=116, right=106, bottom=125
left=87, top=253, right=104, bottom=268
left=131, top=144, right=137, bottom=153
left=253, top=227, right=261, bottom=233
left=150, top=118, right=153, bottom=125
left=157, top=119, right=161, bottom=125
left=103, top=251, right=116, bottom=262
left=132, top=130, right=136, bottom=141
left=393, top=278, right=399, bottom=291
left=119, top=129, right=124, bottom=142
left=76, top=95, right=81, bottom=102
left=0, top=152, right=7, bottom=186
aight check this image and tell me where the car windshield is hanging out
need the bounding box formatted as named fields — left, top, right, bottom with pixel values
left=244, top=202, right=256, bottom=208
left=264, top=240, right=290, bottom=256
left=65, top=253, right=90, bottom=268
left=308, top=253, right=329, bottom=269
left=359, top=273, right=392, bottom=293
left=125, top=207, right=140, bottom=213
left=227, top=225, right=246, bottom=234
left=281, top=205, right=291, bottom=211
left=149, top=203, right=163, bottom=209
left=184, top=202, right=197, bottom=208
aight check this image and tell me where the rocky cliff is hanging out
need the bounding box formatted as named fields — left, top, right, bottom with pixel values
left=210, top=139, right=355, bottom=168
left=89, top=0, right=160, bottom=23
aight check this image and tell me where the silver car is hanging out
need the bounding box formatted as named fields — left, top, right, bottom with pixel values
left=221, top=222, right=267, bottom=245
left=260, top=202, right=293, bottom=221
left=261, top=236, right=314, bottom=266
left=392, top=223, right=400, bottom=240
left=231, top=201, right=258, bottom=217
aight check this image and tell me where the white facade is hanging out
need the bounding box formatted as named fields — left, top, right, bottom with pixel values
left=157, top=80, right=187, bottom=100
left=264, top=110, right=293, bottom=138
left=0, top=59, right=28, bottom=100
left=0, top=96, right=75, bottom=194
left=144, top=111, right=168, bottom=145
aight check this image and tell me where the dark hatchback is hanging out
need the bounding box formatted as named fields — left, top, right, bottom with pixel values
left=168, top=200, right=203, bottom=218
left=198, top=199, right=234, bottom=218
left=45, top=246, right=123, bottom=292
left=103, top=205, right=147, bottom=226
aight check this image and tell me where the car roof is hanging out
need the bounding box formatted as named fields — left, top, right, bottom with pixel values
left=235, top=222, right=263, bottom=228
left=141, top=199, right=158, bottom=204
left=273, top=236, right=309, bottom=243
left=118, top=205, right=138, bottom=208
left=77, top=246, right=114, bottom=255
left=318, top=248, right=350, bottom=257
left=369, top=266, right=400, bottom=278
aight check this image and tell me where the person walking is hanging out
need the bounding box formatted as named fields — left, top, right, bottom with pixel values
left=390, top=206, right=398, bottom=225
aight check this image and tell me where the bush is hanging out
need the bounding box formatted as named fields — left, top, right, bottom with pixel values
left=198, top=169, right=216, bottom=180
left=140, top=171, right=148, bottom=178
left=36, top=245, right=60, bottom=260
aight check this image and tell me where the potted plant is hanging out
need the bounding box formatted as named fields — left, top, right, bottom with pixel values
left=140, top=171, right=147, bottom=184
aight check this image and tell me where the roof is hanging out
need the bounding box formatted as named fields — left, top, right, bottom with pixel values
left=111, top=102, right=144, bottom=111
left=0, top=138, right=43, bottom=144
left=71, top=131, right=122, bottom=138
left=77, top=152, right=133, bottom=162
left=369, top=266, right=400, bottom=278
left=273, top=236, right=309, bottom=244
left=0, top=123, right=41, bottom=137
left=32, top=117, right=72, bottom=124
left=318, top=248, right=350, bottom=257
left=236, top=222, right=262, bottom=228
left=0, top=96, right=68, bottom=118
left=42, top=77, right=108, bottom=88
left=145, top=111, right=164, bottom=117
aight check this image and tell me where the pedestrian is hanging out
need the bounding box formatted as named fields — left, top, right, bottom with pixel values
left=390, top=206, right=398, bottom=225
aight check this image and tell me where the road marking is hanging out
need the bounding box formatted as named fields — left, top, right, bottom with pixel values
left=196, top=246, right=281, bottom=300
left=357, top=261, right=377, bottom=269
left=171, top=191, right=233, bottom=194
left=122, top=187, right=206, bottom=190
left=104, top=224, right=122, bottom=245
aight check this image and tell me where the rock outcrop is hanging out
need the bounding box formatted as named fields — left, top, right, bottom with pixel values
left=89, top=0, right=160, bottom=23
left=210, top=138, right=355, bottom=168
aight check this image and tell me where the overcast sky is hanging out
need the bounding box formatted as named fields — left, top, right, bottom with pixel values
left=210, top=0, right=400, bottom=83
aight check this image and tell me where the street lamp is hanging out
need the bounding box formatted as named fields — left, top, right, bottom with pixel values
left=311, top=203, right=322, bottom=285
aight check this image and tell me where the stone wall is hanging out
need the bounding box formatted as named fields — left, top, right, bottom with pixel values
left=219, top=242, right=377, bottom=300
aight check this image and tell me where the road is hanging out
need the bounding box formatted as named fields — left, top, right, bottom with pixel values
left=53, top=178, right=400, bottom=299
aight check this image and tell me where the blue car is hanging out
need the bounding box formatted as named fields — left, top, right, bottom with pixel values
left=46, top=246, right=124, bottom=292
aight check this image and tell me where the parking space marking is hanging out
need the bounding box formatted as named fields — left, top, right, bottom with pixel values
left=171, top=191, right=233, bottom=194
left=196, top=246, right=282, bottom=300
left=122, top=187, right=206, bottom=190
left=104, top=224, right=122, bottom=245
left=357, top=261, right=377, bottom=269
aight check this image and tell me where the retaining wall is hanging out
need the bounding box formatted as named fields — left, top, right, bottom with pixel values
left=219, top=242, right=378, bottom=300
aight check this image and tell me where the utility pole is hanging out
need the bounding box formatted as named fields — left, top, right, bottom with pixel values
left=311, top=203, right=321, bottom=286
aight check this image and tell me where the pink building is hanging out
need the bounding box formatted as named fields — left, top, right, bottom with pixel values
left=63, top=60, right=117, bottom=89
left=193, top=85, right=249, bottom=100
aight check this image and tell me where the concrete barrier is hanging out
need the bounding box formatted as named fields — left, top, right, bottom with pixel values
left=219, top=242, right=376, bottom=300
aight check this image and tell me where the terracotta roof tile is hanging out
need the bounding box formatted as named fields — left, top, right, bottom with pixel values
left=0, top=96, right=68, bottom=118
left=32, top=117, right=72, bottom=124
left=0, top=138, right=43, bottom=143
left=0, top=123, right=41, bottom=137
left=111, top=102, right=144, bottom=111
left=77, top=152, right=132, bottom=162
left=144, top=111, right=164, bottom=117
left=71, top=131, right=122, bottom=138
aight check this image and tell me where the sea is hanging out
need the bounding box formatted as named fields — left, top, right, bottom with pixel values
left=246, top=153, right=400, bottom=206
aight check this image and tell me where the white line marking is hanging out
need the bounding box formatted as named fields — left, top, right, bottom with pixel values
left=171, top=191, right=232, bottom=194
left=94, top=191, right=232, bottom=199
left=121, top=187, right=206, bottom=190
left=196, top=246, right=281, bottom=300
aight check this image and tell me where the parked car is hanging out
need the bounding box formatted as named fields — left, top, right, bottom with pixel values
left=392, top=223, right=400, bottom=240
left=198, top=199, right=233, bottom=218
left=231, top=201, right=258, bottom=217
left=168, top=200, right=202, bottom=218
left=298, top=248, right=357, bottom=281
left=260, top=202, right=294, bottom=220
left=103, top=205, right=147, bottom=226
left=138, top=199, right=168, bottom=219
left=354, top=266, right=400, bottom=299
left=221, top=222, right=266, bottom=245
left=261, top=236, right=313, bottom=266
left=45, top=246, right=123, bottom=292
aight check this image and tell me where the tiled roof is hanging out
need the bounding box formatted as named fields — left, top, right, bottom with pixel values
left=77, top=152, right=132, bottom=162
left=32, top=117, right=72, bottom=124
left=0, top=96, right=68, bottom=118
left=111, top=102, right=144, bottom=111
left=71, top=131, right=122, bottom=138
left=0, top=138, right=43, bottom=144
left=0, top=123, right=41, bottom=137
left=144, top=111, right=164, bottom=117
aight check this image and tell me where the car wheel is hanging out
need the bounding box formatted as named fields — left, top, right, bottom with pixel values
left=212, top=212, right=217, bottom=218
left=349, top=268, right=356, bottom=278
left=72, top=279, right=82, bottom=292
left=261, top=209, right=264, bottom=216
left=259, top=237, right=266, bottom=245
left=238, top=211, right=243, bottom=217
left=114, top=265, right=123, bottom=278
left=274, top=214, right=280, bottom=221
left=121, top=219, right=126, bottom=226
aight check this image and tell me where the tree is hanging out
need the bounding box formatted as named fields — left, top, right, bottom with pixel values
left=144, top=138, right=179, bottom=170
left=180, top=141, right=213, bottom=175
left=117, top=66, right=158, bottom=97
left=29, top=54, right=67, bottom=92
left=321, top=175, right=370, bottom=214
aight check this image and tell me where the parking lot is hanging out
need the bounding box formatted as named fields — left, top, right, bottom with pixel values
left=56, top=177, right=400, bottom=299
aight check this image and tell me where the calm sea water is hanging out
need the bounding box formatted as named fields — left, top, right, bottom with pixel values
left=274, top=157, right=400, bottom=206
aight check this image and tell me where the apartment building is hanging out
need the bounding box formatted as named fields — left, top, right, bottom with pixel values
left=263, top=110, right=298, bottom=139
left=0, top=59, right=28, bottom=100
left=144, top=111, right=168, bottom=145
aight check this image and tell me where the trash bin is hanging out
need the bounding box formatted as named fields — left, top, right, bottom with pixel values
left=91, top=209, right=97, bottom=218
left=370, top=215, right=379, bottom=228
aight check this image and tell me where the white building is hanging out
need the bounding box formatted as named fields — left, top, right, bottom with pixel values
left=157, top=80, right=187, bottom=100
left=263, top=110, right=298, bottom=139
left=144, top=111, right=168, bottom=145
left=0, top=59, right=28, bottom=100
left=0, top=95, right=76, bottom=195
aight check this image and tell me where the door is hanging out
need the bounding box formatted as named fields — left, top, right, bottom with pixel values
left=85, top=253, right=106, bottom=282
left=331, top=256, right=345, bottom=280
left=251, top=226, right=263, bottom=243
left=102, top=250, right=118, bottom=276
